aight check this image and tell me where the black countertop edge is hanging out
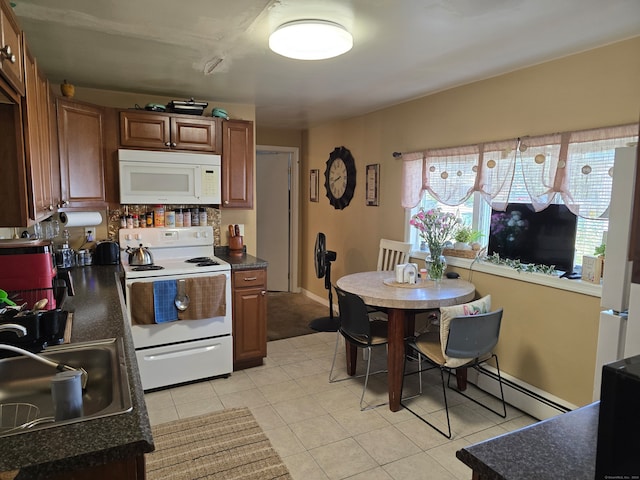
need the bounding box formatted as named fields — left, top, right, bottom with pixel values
left=456, top=402, right=599, bottom=480
left=1, top=266, right=154, bottom=478
left=215, top=247, right=268, bottom=271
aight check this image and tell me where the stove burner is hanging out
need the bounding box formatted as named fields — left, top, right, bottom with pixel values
left=132, top=265, right=164, bottom=271
left=186, top=257, right=212, bottom=263
left=196, top=260, right=220, bottom=267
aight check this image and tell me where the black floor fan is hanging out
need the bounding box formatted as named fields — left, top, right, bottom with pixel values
left=308, top=232, right=340, bottom=332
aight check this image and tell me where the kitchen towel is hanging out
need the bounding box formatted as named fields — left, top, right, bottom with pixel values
left=177, top=275, right=226, bottom=320
left=153, top=280, right=179, bottom=323
left=130, top=282, right=154, bottom=325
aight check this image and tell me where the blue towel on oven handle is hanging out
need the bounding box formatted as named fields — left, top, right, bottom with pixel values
left=153, top=280, right=179, bottom=323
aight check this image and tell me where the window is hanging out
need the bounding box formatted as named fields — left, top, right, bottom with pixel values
left=406, top=124, right=637, bottom=272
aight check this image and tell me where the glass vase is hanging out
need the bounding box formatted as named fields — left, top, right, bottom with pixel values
left=427, top=244, right=447, bottom=283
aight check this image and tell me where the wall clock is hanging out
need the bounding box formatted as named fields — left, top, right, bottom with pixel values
left=324, top=146, right=356, bottom=210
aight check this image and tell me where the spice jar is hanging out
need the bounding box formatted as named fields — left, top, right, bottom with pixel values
left=175, top=209, right=183, bottom=227
left=165, top=210, right=175, bottom=227
left=183, top=208, right=191, bottom=227
left=146, top=212, right=154, bottom=228
left=199, top=208, right=207, bottom=226
left=191, top=208, right=199, bottom=226
left=154, top=205, right=165, bottom=227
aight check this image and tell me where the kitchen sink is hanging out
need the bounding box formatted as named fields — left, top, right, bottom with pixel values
left=0, top=338, right=132, bottom=437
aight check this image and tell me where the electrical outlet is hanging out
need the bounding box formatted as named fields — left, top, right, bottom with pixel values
left=84, top=227, right=95, bottom=241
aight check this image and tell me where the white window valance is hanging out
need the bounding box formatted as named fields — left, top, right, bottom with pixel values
left=401, top=124, right=638, bottom=219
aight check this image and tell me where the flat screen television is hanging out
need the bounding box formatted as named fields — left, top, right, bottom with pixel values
left=488, top=203, right=578, bottom=273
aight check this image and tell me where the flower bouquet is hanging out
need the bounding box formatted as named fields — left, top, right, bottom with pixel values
left=410, top=207, right=460, bottom=281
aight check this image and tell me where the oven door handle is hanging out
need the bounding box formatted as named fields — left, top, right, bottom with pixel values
left=143, top=343, right=220, bottom=361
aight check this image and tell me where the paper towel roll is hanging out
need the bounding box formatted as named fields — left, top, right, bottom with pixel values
left=59, top=211, right=103, bottom=227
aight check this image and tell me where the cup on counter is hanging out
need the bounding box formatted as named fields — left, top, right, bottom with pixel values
left=51, top=370, right=84, bottom=421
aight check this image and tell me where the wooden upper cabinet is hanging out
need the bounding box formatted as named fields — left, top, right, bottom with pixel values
left=57, top=98, right=107, bottom=209
left=119, top=110, right=170, bottom=150
left=119, top=110, right=221, bottom=153
left=0, top=0, right=25, bottom=96
left=22, top=43, right=53, bottom=222
left=221, top=119, right=254, bottom=209
left=171, top=116, right=220, bottom=152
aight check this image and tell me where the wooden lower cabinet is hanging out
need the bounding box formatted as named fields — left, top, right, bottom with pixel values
left=232, top=268, right=267, bottom=370
left=45, top=454, right=145, bottom=480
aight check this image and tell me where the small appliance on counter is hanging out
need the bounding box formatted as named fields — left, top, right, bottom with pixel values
left=94, top=240, right=120, bottom=265
left=0, top=239, right=59, bottom=310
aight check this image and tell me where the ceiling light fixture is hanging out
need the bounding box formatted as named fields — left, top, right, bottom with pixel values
left=269, top=20, right=353, bottom=60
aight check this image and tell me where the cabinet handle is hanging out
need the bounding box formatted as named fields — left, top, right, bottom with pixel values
left=243, top=277, right=257, bottom=281
left=165, top=142, right=171, bottom=147
left=224, top=200, right=229, bottom=205
left=261, top=291, right=266, bottom=296
left=171, top=142, right=177, bottom=147
left=1, top=45, right=16, bottom=64
left=61, top=200, right=69, bottom=206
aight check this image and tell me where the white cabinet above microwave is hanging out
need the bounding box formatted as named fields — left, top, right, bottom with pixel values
left=118, top=149, right=221, bottom=205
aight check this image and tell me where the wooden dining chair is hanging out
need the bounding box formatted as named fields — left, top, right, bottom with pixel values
left=376, top=238, right=413, bottom=271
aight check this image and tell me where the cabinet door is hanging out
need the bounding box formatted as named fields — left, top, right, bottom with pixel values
left=57, top=99, right=107, bottom=209
left=222, top=120, right=254, bottom=208
left=119, top=110, right=170, bottom=149
left=171, top=116, right=220, bottom=153
left=48, top=82, right=61, bottom=209
left=232, top=269, right=267, bottom=367
left=22, top=43, right=47, bottom=221
left=36, top=67, right=54, bottom=215
left=0, top=0, right=25, bottom=96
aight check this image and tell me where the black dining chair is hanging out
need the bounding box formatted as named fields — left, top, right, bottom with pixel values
left=329, top=286, right=389, bottom=410
left=400, top=308, right=507, bottom=438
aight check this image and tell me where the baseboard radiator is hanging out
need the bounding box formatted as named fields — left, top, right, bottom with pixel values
left=468, top=365, right=578, bottom=420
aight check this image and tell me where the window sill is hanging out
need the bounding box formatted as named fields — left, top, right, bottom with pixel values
left=409, top=250, right=602, bottom=298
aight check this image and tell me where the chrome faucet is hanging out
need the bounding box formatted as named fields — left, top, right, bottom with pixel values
left=0, top=343, right=88, bottom=389
left=0, top=323, right=27, bottom=337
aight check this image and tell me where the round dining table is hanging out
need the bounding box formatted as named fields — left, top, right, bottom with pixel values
left=336, top=271, right=476, bottom=412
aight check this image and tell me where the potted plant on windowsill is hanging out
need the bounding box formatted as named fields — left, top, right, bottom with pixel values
left=453, top=225, right=483, bottom=251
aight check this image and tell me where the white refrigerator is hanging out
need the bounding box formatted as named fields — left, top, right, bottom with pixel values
left=593, top=146, right=639, bottom=400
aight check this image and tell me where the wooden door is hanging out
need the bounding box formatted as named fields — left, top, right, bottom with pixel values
left=22, top=43, right=46, bottom=221
left=171, top=116, right=220, bottom=152
left=232, top=269, right=267, bottom=369
left=0, top=0, right=24, bottom=96
left=119, top=110, right=170, bottom=149
left=57, top=99, right=107, bottom=209
left=222, top=120, right=254, bottom=208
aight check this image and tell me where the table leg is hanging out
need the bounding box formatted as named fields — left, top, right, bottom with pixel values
left=345, top=341, right=357, bottom=376
left=456, top=367, right=468, bottom=391
left=387, top=308, right=407, bottom=412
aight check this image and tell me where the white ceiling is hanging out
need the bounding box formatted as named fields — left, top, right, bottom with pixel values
left=12, top=0, right=640, bottom=129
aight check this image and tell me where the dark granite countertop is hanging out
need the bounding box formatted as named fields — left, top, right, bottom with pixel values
left=456, top=402, right=598, bottom=480
left=215, top=247, right=268, bottom=271
left=1, top=265, right=154, bottom=478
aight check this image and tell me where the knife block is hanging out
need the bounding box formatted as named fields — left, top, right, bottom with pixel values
left=229, top=235, right=243, bottom=253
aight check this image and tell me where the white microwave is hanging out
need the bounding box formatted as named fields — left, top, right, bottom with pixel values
left=118, top=149, right=221, bottom=205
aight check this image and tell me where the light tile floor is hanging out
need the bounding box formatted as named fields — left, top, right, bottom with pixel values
left=144, top=332, right=538, bottom=480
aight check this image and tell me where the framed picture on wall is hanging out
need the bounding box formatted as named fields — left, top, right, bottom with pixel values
left=310, top=169, right=319, bottom=202
left=366, top=164, right=380, bottom=206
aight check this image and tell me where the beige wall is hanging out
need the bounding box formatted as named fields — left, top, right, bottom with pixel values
left=301, top=37, right=640, bottom=407
left=70, top=87, right=259, bottom=254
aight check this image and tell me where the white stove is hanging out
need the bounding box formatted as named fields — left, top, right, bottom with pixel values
left=119, top=226, right=233, bottom=390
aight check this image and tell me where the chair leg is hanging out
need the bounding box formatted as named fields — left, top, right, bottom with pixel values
left=445, top=354, right=507, bottom=419
left=401, top=364, right=452, bottom=439
left=328, top=330, right=341, bottom=383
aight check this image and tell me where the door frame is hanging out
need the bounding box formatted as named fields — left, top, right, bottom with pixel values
left=256, top=145, right=300, bottom=293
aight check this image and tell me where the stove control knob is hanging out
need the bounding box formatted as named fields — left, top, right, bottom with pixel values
left=135, top=233, right=142, bottom=240
left=125, top=233, right=133, bottom=240
left=195, top=231, right=201, bottom=238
